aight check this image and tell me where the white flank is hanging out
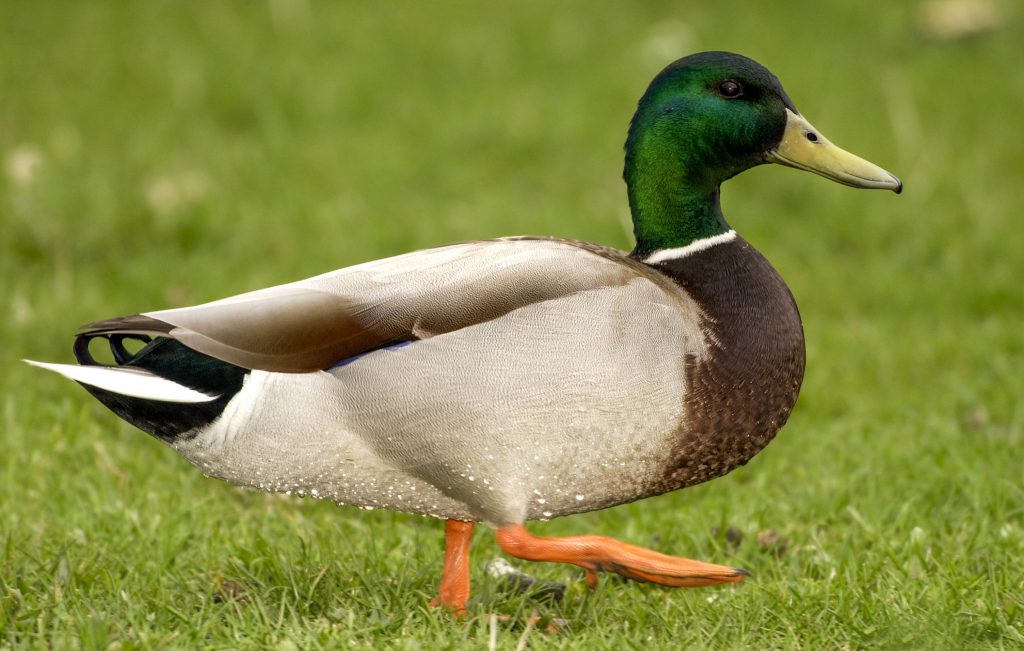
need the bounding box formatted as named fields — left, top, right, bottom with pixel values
left=642, top=230, right=737, bottom=265
left=24, top=360, right=219, bottom=403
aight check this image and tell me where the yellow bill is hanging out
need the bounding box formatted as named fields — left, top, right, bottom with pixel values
left=768, top=109, right=902, bottom=193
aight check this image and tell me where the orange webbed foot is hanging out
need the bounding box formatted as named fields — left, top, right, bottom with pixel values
left=495, top=524, right=748, bottom=589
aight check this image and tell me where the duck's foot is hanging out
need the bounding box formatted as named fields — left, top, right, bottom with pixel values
left=495, top=524, right=749, bottom=589
left=428, top=519, right=476, bottom=615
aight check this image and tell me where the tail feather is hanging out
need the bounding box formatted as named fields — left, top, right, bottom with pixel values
left=24, top=360, right=218, bottom=403
left=28, top=334, right=248, bottom=442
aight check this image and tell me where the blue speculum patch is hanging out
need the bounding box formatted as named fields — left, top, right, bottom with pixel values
left=326, top=340, right=414, bottom=370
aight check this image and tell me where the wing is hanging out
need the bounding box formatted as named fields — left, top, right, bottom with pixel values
left=79, top=238, right=681, bottom=372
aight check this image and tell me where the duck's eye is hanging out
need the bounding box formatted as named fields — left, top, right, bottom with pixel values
left=718, top=80, right=743, bottom=98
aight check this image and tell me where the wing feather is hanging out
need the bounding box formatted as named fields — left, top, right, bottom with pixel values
left=82, top=238, right=678, bottom=372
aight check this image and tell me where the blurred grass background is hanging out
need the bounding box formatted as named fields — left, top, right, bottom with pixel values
left=2, top=1, right=1022, bottom=648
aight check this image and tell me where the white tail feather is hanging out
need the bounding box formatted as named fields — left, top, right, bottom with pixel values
left=25, top=360, right=219, bottom=403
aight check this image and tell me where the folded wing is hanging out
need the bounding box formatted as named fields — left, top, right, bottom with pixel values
left=79, top=238, right=676, bottom=372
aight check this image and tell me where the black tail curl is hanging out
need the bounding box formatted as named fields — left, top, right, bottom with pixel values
left=74, top=332, right=155, bottom=366
left=71, top=332, right=248, bottom=442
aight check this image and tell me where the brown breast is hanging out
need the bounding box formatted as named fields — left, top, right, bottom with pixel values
left=645, top=236, right=806, bottom=492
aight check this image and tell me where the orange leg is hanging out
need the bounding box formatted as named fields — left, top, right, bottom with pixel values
left=428, top=519, right=476, bottom=615
left=495, top=524, right=749, bottom=589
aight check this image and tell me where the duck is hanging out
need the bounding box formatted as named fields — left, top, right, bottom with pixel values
left=28, top=51, right=900, bottom=614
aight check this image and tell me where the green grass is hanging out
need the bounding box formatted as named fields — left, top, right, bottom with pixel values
left=2, top=1, right=1023, bottom=648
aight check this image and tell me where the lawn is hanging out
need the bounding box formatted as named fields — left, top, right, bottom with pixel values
left=2, top=1, right=1022, bottom=648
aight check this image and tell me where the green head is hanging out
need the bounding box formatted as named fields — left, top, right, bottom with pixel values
left=624, top=51, right=901, bottom=258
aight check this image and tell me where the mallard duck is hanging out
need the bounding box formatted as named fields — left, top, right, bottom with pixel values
left=29, top=51, right=900, bottom=613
